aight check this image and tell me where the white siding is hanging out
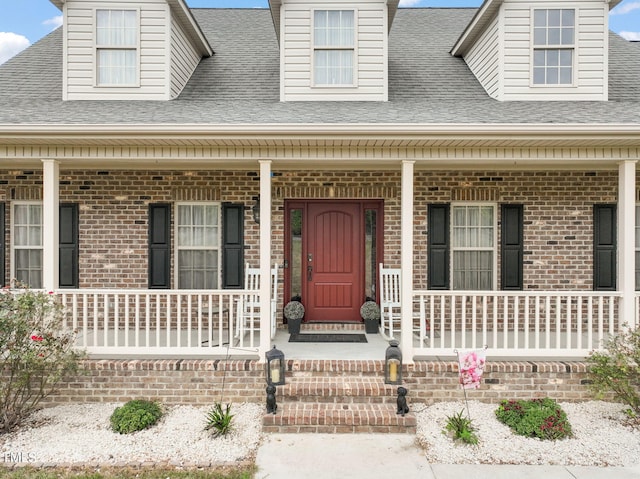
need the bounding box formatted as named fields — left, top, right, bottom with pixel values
left=464, top=15, right=501, bottom=100
left=64, top=0, right=170, bottom=101
left=281, top=0, right=388, bottom=102
left=501, top=0, right=608, bottom=101
left=170, top=14, right=201, bottom=99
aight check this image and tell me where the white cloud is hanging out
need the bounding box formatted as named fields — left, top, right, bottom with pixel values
left=0, top=32, right=30, bottom=65
left=399, top=0, right=423, bottom=6
left=619, top=30, right=640, bottom=41
left=610, top=1, right=640, bottom=15
left=43, top=15, right=64, bottom=30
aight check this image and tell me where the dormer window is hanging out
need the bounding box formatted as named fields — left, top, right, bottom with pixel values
left=96, top=9, right=138, bottom=86
left=313, top=10, right=355, bottom=86
left=532, top=9, right=575, bottom=85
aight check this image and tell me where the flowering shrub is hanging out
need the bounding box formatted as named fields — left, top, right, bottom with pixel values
left=0, top=287, right=85, bottom=432
left=495, top=398, right=573, bottom=440
left=587, top=327, right=640, bottom=416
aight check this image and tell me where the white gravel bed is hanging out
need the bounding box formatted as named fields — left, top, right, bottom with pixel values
left=1, top=402, right=264, bottom=466
left=415, top=400, right=640, bottom=466
left=2, top=400, right=639, bottom=467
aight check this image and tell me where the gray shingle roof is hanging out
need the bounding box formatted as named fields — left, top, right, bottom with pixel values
left=0, top=8, right=638, bottom=125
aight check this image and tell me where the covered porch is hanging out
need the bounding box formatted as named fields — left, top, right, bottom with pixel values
left=8, top=128, right=640, bottom=363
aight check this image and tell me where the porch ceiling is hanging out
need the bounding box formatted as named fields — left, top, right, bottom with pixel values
left=0, top=123, right=639, bottom=170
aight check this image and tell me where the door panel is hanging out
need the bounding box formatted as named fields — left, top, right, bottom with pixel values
left=305, top=203, right=362, bottom=321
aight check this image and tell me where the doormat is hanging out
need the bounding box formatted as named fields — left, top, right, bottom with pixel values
left=288, top=333, right=368, bottom=343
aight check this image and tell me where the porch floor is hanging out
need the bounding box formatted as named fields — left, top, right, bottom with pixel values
left=273, top=329, right=391, bottom=360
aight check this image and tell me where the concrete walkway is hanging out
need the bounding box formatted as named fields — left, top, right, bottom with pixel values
left=255, top=433, right=640, bottom=479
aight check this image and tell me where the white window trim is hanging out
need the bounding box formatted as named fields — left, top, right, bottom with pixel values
left=311, top=8, right=358, bottom=89
left=174, top=202, right=222, bottom=290
left=93, top=7, right=141, bottom=88
left=450, top=202, right=498, bottom=291
left=529, top=7, right=577, bottom=88
left=11, top=201, right=43, bottom=288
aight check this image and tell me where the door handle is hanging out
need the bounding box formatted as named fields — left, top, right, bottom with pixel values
left=307, top=265, right=313, bottom=281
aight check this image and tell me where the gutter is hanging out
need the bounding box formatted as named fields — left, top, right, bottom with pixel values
left=0, top=123, right=639, bottom=138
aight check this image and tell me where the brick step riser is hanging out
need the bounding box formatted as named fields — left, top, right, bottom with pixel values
left=276, top=397, right=398, bottom=405
left=262, top=404, right=416, bottom=434
left=299, top=323, right=366, bottom=332
left=262, top=425, right=416, bottom=434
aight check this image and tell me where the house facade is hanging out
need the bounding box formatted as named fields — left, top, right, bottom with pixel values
left=0, top=0, right=638, bottom=364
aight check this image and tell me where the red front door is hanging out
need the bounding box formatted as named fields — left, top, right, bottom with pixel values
left=305, top=202, right=362, bottom=322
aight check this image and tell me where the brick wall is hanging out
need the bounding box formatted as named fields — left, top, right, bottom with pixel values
left=0, top=168, right=620, bottom=309
left=41, top=359, right=600, bottom=407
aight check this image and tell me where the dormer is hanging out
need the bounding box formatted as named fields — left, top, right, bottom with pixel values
left=269, top=0, right=399, bottom=102
left=51, top=0, right=212, bottom=101
left=451, top=0, right=622, bottom=101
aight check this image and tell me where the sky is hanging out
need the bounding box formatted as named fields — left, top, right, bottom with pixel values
left=0, top=0, right=638, bottom=65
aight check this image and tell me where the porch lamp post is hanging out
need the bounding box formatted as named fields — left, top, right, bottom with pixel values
left=384, top=339, right=403, bottom=385
left=265, top=345, right=285, bottom=386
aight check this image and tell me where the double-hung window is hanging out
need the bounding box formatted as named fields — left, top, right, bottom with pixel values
left=176, top=203, right=220, bottom=289
left=452, top=204, right=496, bottom=290
left=532, top=9, right=575, bottom=85
left=313, top=10, right=355, bottom=86
left=13, top=202, right=43, bottom=289
left=96, top=9, right=138, bottom=86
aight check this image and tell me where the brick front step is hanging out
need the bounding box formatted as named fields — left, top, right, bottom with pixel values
left=281, top=377, right=398, bottom=403
left=262, top=403, right=416, bottom=434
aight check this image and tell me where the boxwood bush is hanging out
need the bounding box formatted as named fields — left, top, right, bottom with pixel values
left=110, top=399, right=163, bottom=434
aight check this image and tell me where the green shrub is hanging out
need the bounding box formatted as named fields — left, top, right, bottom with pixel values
left=444, top=409, right=479, bottom=445
left=110, top=400, right=163, bottom=434
left=0, top=287, right=85, bottom=432
left=495, top=398, right=573, bottom=440
left=587, top=327, right=640, bottom=416
left=205, top=403, right=234, bottom=437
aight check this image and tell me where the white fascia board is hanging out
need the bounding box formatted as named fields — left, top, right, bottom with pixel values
left=1, top=123, right=640, bottom=143
left=167, top=0, right=213, bottom=57
left=451, top=0, right=504, bottom=57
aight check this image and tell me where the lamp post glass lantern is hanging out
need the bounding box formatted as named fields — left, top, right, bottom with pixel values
left=385, top=339, right=402, bottom=385
left=265, top=345, right=285, bottom=386
left=252, top=197, right=260, bottom=224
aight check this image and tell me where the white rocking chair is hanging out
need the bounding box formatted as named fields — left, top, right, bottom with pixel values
left=379, top=263, right=402, bottom=339
left=236, top=264, right=279, bottom=340
left=379, top=263, right=429, bottom=340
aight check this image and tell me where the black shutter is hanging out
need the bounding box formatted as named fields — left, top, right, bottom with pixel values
left=59, top=203, right=79, bottom=288
left=501, top=204, right=524, bottom=290
left=0, top=203, right=5, bottom=287
left=222, top=203, right=244, bottom=289
left=428, top=204, right=450, bottom=290
left=594, top=204, right=617, bottom=291
left=148, top=204, right=171, bottom=289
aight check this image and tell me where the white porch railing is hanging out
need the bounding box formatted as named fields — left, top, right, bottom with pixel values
left=57, top=289, right=264, bottom=358
left=412, top=291, right=622, bottom=358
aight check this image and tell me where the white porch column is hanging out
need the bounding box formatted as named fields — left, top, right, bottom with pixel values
left=259, top=160, right=272, bottom=359
left=401, top=160, right=415, bottom=363
left=619, top=160, right=637, bottom=329
left=42, top=159, right=60, bottom=291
